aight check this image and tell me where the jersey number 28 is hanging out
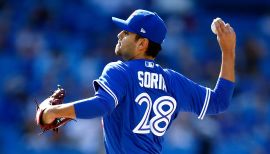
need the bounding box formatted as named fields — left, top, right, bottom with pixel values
left=133, top=93, right=177, bottom=136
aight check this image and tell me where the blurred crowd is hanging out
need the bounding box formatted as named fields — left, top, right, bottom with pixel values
left=0, top=0, right=269, bottom=154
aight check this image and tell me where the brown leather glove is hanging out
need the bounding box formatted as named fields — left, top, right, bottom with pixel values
left=35, top=85, right=72, bottom=134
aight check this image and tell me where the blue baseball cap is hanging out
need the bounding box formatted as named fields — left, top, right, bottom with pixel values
left=112, top=9, right=167, bottom=44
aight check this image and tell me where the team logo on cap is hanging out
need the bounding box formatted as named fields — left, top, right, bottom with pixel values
left=140, top=28, right=146, bottom=33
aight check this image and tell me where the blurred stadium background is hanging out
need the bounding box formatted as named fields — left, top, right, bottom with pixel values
left=0, top=0, right=270, bottom=154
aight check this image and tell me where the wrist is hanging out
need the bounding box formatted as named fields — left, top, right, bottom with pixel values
left=222, top=48, right=235, bottom=57
left=222, top=51, right=235, bottom=58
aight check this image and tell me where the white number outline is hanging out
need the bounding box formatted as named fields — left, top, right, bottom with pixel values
left=150, top=96, right=176, bottom=136
left=132, top=93, right=152, bottom=134
left=133, top=94, right=177, bottom=136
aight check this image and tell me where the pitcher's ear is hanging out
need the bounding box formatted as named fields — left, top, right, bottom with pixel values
left=138, top=38, right=149, bottom=51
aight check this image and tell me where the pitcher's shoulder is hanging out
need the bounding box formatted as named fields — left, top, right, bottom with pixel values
left=104, top=60, right=128, bottom=71
left=163, top=68, right=178, bottom=76
left=163, top=68, right=189, bottom=83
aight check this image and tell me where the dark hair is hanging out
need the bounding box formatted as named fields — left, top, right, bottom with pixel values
left=135, top=34, right=162, bottom=58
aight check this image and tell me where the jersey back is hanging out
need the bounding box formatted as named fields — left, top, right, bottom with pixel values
left=93, top=59, right=208, bottom=154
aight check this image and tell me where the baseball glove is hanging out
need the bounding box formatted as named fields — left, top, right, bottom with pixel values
left=35, top=85, right=72, bottom=134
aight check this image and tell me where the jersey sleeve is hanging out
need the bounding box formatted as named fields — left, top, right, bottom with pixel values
left=74, top=88, right=115, bottom=119
left=93, top=61, right=128, bottom=107
left=167, top=69, right=234, bottom=120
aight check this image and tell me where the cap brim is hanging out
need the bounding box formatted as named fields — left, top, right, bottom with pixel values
left=112, top=17, right=134, bottom=33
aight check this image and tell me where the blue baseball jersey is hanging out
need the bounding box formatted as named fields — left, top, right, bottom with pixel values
left=93, top=59, right=219, bottom=154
